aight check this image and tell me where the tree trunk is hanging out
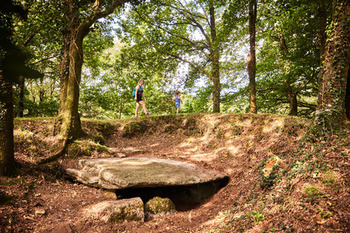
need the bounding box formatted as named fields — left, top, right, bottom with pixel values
left=285, top=80, right=298, bottom=116
left=209, top=0, right=220, bottom=113
left=58, top=31, right=71, bottom=115
left=39, top=78, right=45, bottom=102
left=54, top=4, right=74, bottom=136
left=318, top=0, right=327, bottom=63
left=345, top=63, right=350, bottom=119
left=17, top=76, right=24, bottom=117
left=56, top=1, right=87, bottom=139
left=59, top=23, right=87, bottom=139
left=317, top=0, right=328, bottom=110
left=0, top=74, right=15, bottom=176
left=55, top=0, right=132, bottom=140
left=248, top=0, right=257, bottom=113
left=316, top=0, right=350, bottom=126
left=119, top=98, right=123, bottom=119
left=17, top=32, right=37, bottom=118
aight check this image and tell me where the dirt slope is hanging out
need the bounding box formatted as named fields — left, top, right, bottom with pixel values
left=0, top=113, right=349, bottom=232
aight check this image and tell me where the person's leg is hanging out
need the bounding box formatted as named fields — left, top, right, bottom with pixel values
left=176, top=107, right=179, bottom=114
left=135, top=102, right=140, bottom=117
left=140, top=101, right=148, bottom=114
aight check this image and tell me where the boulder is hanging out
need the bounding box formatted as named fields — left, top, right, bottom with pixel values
left=84, top=197, right=144, bottom=223
left=145, top=197, right=176, bottom=217
left=66, top=157, right=228, bottom=190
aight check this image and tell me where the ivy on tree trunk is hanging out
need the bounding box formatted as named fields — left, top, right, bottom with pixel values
left=55, top=0, right=132, bottom=140
left=316, top=0, right=350, bottom=129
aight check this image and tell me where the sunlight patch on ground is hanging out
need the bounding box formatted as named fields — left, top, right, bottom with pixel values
left=226, top=145, right=241, bottom=157
left=225, top=168, right=235, bottom=174
left=122, top=147, right=139, bottom=152
left=201, top=210, right=231, bottom=227
left=149, top=143, right=160, bottom=148
left=262, top=119, right=283, bottom=133
left=187, top=152, right=218, bottom=162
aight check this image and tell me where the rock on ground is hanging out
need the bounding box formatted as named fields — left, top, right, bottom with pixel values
left=83, top=197, right=144, bottom=223
left=145, top=196, right=176, bottom=217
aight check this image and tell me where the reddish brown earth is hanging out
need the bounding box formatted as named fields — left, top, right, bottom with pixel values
left=1, top=114, right=349, bottom=232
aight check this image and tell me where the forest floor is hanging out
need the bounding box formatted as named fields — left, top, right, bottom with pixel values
left=1, top=113, right=350, bottom=232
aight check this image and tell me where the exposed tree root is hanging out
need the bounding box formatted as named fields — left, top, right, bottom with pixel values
left=37, top=138, right=69, bottom=164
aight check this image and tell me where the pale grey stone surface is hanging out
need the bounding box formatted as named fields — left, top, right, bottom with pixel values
left=145, top=197, right=176, bottom=217
left=66, top=157, right=227, bottom=189
left=83, top=197, right=144, bottom=223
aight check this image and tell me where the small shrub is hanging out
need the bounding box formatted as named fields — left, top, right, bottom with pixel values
left=322, top=170, right=337, bottom=187
left=317, top=207, right=333, bottom=219
left=246, top=211, right=265, bottom=224
left=304, top=186, right=323, bottom=203
left=259, top=165, right=279, bottom=189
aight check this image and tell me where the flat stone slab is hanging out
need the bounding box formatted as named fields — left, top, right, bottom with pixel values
left=66, top=157, right=228, bottom=190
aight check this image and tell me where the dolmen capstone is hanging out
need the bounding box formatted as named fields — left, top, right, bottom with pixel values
left=66, top=157, right=228, bottom=190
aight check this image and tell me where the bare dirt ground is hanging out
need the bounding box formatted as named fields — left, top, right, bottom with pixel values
left=1, top=114, right=349, bottom=232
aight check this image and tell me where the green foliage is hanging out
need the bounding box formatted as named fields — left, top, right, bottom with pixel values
left=317, top=206, right=333, bottom=219
left=248, top=211, right=265, bottom=224
left=122, top=121, right=151, bottom=138
left=259, top=162, right=280, bottom=190
left=68, top=140, right=109, bottom=158
left=23, top=97, right=59, bottom=117
left=304, top=186, right=323, bottom=203
left=322, top=170, right=337, bottom=187
left=253, top=0, right=327, bottom=117
left=4, top=0, right=346, bottom=124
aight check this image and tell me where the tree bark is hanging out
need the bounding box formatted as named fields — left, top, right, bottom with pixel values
left=55, top=0, right=132, bottom=140
left=59, top=12, right=87, bottom=139
left=345, top=63, right=350, bottom=119
left=17, top=76, right=24, bottom=117
left=318, top=0, right=327, bottom=63
left=209, top=0, right=220, bottom=113
left=248, top=0, right=257, bottom=113
left=16, top=32, right=37, bottom=118
left=316, top=0, right=350, bottom=126
left=0, top=74, right=15, bottom=176
left=284, top=80, right=298, bottom=115
left=317, top=0, right=328, bottom=113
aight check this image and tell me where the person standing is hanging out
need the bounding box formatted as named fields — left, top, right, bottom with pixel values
left=134, top=79, right=150, bottom=117
left=174, top=91, right=183, bottom=114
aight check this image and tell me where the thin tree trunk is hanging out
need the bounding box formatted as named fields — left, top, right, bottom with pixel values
left=119, top=98, right=123, bottom=119
left=248, top=0, right=257, bottom=113
left=209, top=0, right=220, bottom=113
left=0, top=74, right=15, bottom=176
left=279, top=35, right=298, bottom=115
left=39, top=77, right=45, bottom=102
left=17, top=76, right=24, bottom=117
left=17, top=32, right=37, bottom=117
left=316, top=0, right=350, bottom=126
left=345, top=63, right=350, bottom=119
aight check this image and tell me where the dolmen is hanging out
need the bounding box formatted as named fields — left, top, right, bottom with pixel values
left=66, top=157, right=228, bottom=190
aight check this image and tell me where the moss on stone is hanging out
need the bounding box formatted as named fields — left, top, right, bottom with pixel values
left=145, top=197, right=176, bottom=216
